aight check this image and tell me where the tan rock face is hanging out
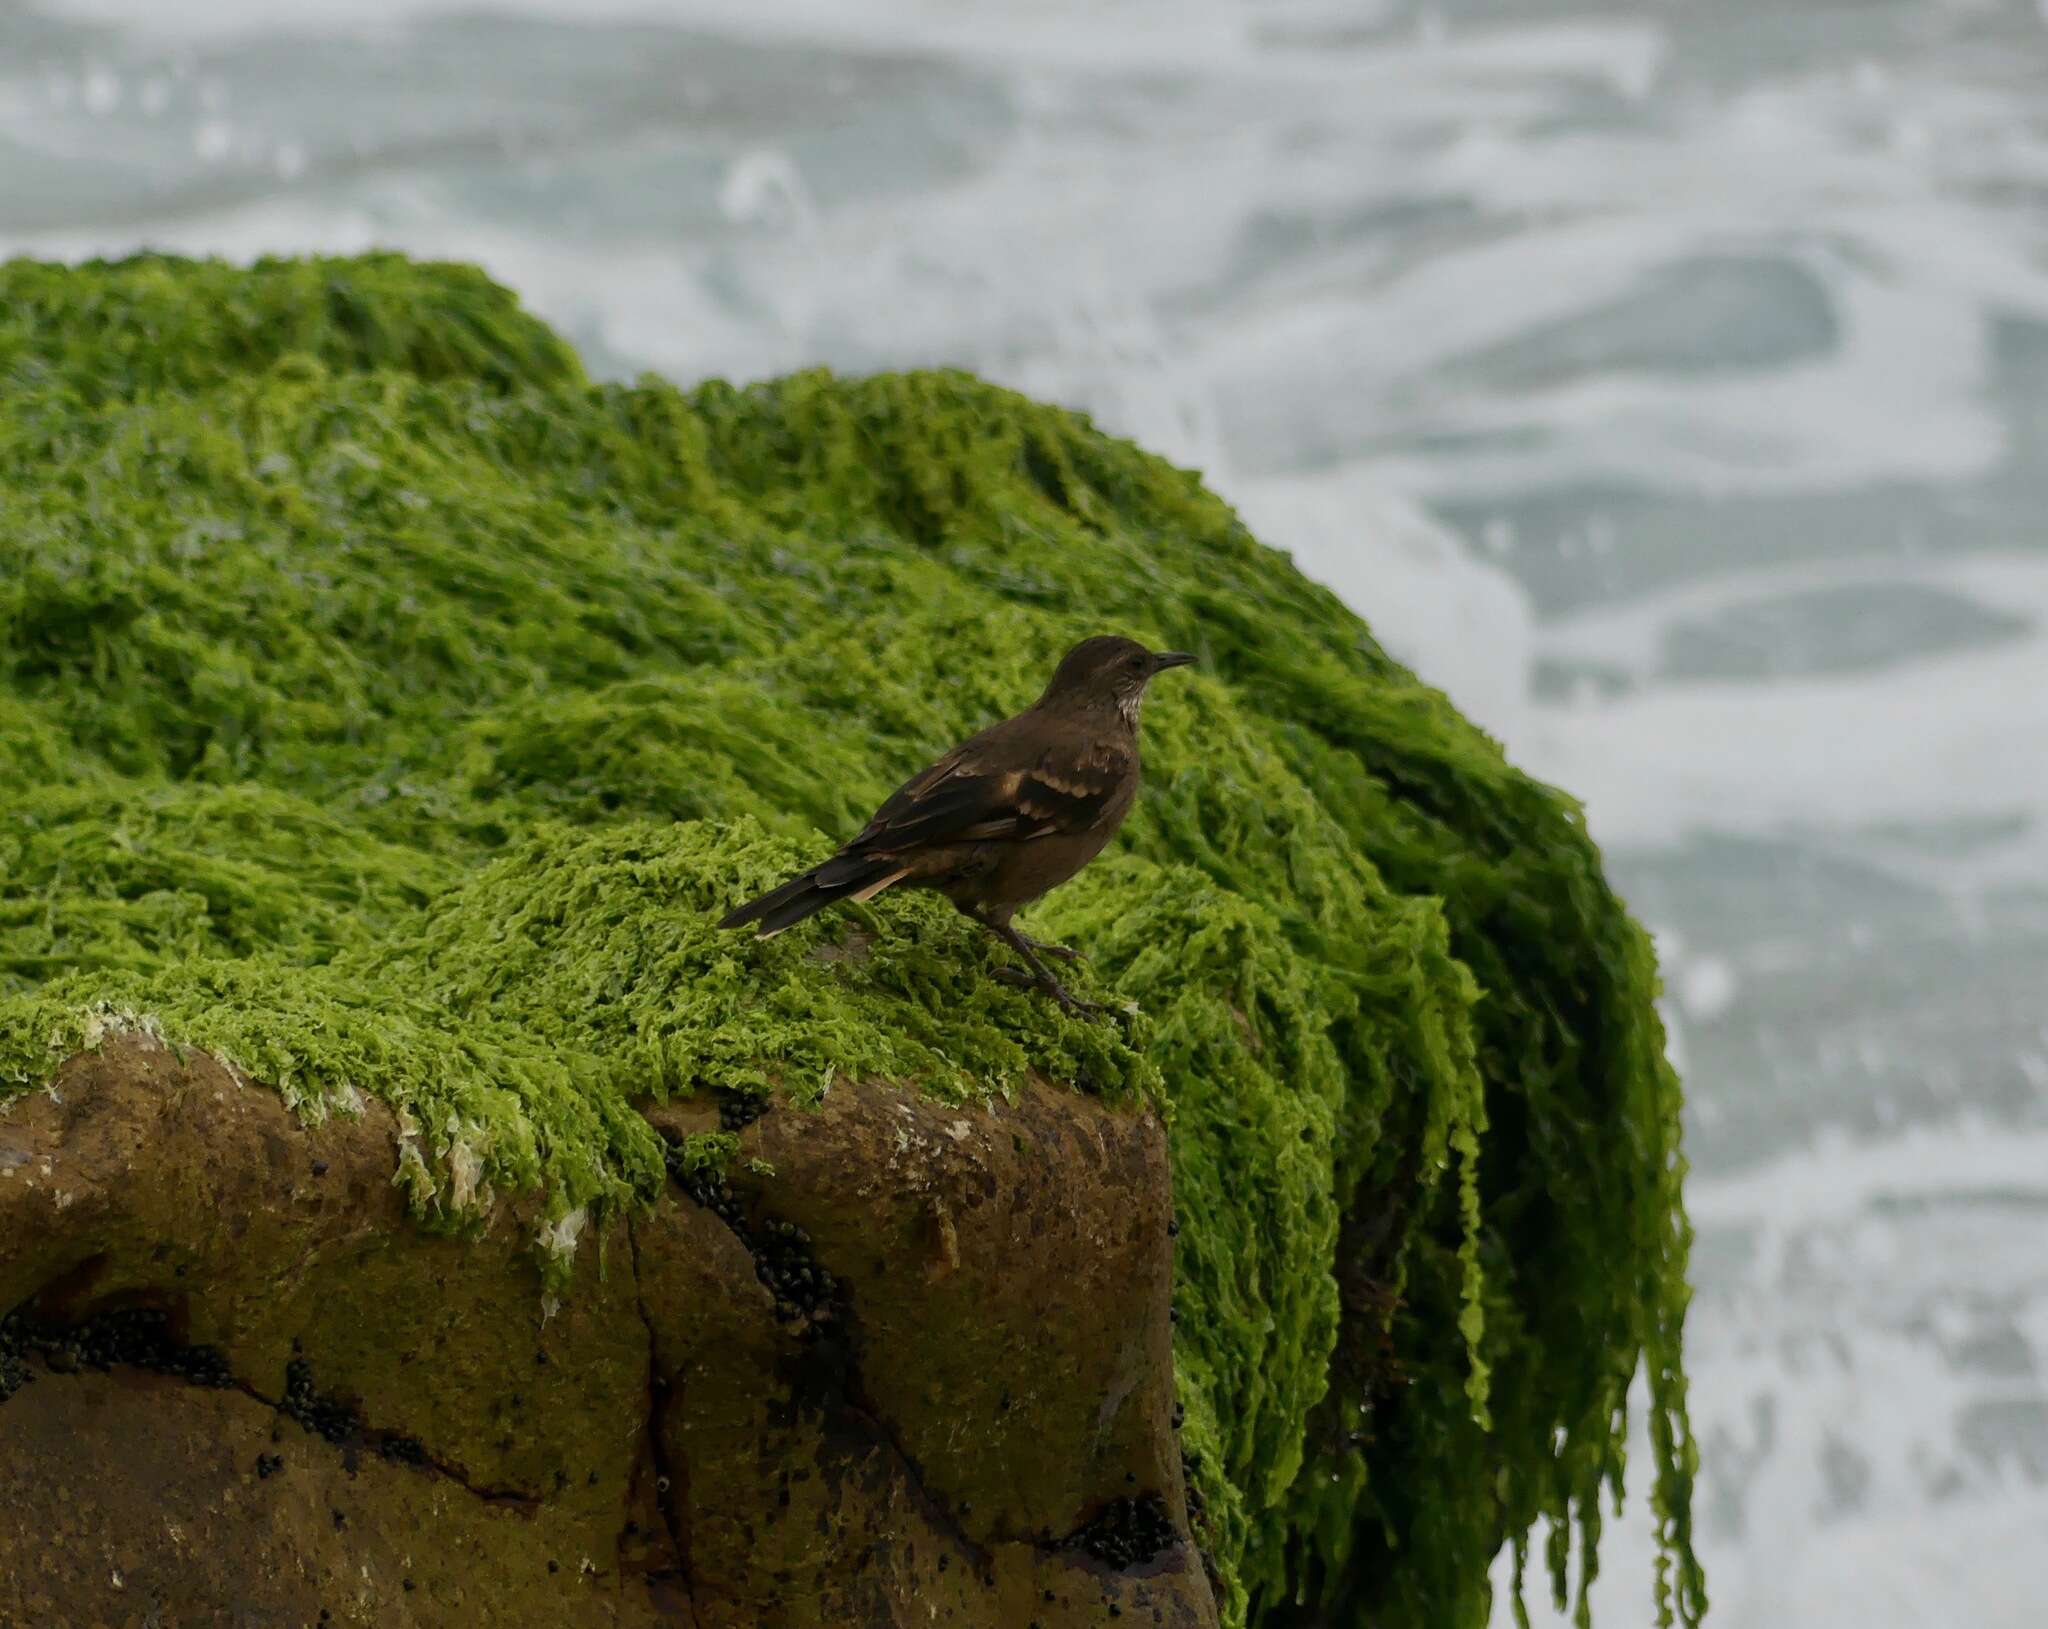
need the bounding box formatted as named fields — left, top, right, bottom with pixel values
left=0, top=1036, right=1215, bottom=1629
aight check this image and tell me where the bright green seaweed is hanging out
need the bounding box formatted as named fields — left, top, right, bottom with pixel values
left=0, top=253, right=1702, bottom=1629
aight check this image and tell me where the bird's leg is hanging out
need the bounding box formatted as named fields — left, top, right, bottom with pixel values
left=984, top=920, right=1103, bottom=1017
left=1013, top=929, right=1084, bottom=964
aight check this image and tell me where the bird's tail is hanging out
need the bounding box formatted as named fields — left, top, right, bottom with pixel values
left=717, top=850, right=911, bottom=938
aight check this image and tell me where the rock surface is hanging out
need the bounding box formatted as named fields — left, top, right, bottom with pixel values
left=0, top=1033, right=1212, bottom=1628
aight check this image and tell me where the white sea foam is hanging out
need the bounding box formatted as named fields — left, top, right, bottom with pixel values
left=1523, top=593, right=2048, bottom=851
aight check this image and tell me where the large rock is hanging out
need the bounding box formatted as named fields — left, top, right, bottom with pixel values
left=0, top=254, right=1703, bottom=1628
left=0, top=1033, right=1211, bottom=1626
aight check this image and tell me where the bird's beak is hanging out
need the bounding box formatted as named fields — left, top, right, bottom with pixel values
left=1151, top=651, right=1197, bottom=672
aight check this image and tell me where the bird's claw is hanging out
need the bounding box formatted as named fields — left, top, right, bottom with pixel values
left=992, top=963, right=1106, bottom=1019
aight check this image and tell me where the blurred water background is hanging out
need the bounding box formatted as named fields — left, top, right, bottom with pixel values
left=5, top=1, right=2046, bottom=1621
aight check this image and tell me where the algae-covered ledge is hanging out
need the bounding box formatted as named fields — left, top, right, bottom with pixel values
left=0, top=252, right=1703, bottom=1629
left=2, top=817, right=1162, bottom=1238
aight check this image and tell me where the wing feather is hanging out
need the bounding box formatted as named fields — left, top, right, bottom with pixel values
left=847, top=732, right=1127, bottom=856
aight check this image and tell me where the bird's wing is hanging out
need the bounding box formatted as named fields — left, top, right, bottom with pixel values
left=851, top=730, right=1127, bottom=854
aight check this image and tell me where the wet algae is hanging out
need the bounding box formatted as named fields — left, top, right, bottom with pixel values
left=0, top=253, right=1702, bottom=1628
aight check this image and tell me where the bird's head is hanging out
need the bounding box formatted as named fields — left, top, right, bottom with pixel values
left=1039, top=635, right=1197, bottom=725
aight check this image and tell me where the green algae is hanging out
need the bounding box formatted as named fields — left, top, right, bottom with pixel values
left=0, top=251, right=584, bottom=404
left=0, top=253, right=1701, bottom=1629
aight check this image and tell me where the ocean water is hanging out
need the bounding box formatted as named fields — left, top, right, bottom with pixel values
left=5, top=1, right=2046, bottom=1622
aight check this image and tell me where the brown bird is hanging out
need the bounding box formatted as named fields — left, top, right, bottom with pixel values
left=719, top=635, right=1196, bottom=1015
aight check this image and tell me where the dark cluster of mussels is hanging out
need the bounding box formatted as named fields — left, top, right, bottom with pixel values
left=663, top=1140, right=744, bottom=1218
left=714, top=1088, right=770, bottom=1132
left=282, top=1356, right=361, bottom=1445
left=281, top=1355, right=428, bottom=1468
left=0, top=1306, right=426, bottom=1476
left=0, top=1310, right=33, bottom=1404
left=661, top=1138, right=835, bottom=1331
left=750, top=1217, right=836, bottom=1326
left=1065, top=1493, right=1178, bottom=1570
left=0, top=1303, right=232, bottom=1403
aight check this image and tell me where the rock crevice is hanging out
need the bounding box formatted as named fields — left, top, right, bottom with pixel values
left=623, top=1212, right=701, bottom=1626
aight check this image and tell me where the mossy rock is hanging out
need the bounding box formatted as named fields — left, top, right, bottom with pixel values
left=0, top=252, right=1702, bottom=1628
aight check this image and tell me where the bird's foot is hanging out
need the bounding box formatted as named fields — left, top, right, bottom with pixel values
left=1015, top=932, right=1085, bottom=964
left=992, top=963, right=1106, bottom=1018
